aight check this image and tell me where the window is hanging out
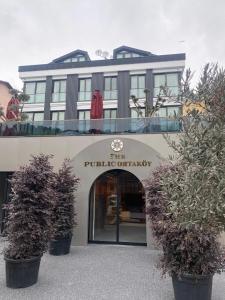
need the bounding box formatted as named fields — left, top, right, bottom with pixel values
left=78, top=79, right=91, bottom=101
left=116, top=52, right=141, bottom=59
left=25, top=112, right=44, bottom=122
left=51, top=111, right=65, bottom=121
left=130, top=108, right=146, bottom=118
left=24, top=82, right=46, bottom=103
left=78, top=110, right=90, bottom=120
left=104, top=77, right=117, bottom=100
left=130, top=75, right=145, bottom=98
left=154, top=73, right=179, bottom=97
left=78, top=110, right=90, bottom=132
left=63, top=55, right=86, bottom=63
left=154, top=106, right=181, bottom=118
left=103, top=109, right=117, bottom=119
left=52, top=80, right=66, bottom=102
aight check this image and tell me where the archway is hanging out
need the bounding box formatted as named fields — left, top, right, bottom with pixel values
left=88, top=169, right=146, bottom=245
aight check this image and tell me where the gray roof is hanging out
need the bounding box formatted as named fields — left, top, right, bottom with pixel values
left=52, top=49, right=90, bottom=63
left=19, top=53, right=185, bottom=72
left=113, top=45, right=153, bottom=58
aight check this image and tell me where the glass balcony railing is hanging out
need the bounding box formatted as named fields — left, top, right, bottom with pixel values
left=0, top=117, right=181, bottom=137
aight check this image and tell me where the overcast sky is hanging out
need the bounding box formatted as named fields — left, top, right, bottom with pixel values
left=1, top=0, right=225, bottom=89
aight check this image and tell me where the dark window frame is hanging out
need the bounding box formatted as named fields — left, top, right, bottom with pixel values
left=104, top=77, right=118, bottom=100
left=50, top=111, right=65, bottom=121
left=52, top=80, right=66, bottom=102
left=24, top=81, right=46, bottom=104
left=153, top=72, right=180, bottom=97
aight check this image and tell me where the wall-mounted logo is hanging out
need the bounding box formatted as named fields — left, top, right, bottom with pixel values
left=111, top=139, right=123, bottom=152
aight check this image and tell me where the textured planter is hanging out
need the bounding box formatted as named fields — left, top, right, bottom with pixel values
left=5, top=255, right=41, bottom=289
left=49, top=234, right=72, bottom=256
left=172, top=274, right=213, bottom=300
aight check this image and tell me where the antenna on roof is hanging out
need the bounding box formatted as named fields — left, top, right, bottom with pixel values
left=95, top=49, right=111, bottom=60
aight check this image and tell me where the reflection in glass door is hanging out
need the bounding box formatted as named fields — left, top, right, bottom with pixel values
left=89, top=170, right=146, bottom=245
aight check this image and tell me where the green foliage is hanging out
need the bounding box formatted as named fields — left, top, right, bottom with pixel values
left=2, top=89, right=30, bottom=121
left=4, top=154, right=56, bottom=259
left=164, top=64, right=225, bottom=232
left=51, top=159, right=79, bottom=239
left=146, top=64, right=225, bottom=276
left=0, top=105, right=6, bottom=121
left=145, top=165, right=225, bottom=276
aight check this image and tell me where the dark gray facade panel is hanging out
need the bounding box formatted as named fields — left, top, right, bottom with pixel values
left=146, top=69, right=154, bottom=108
left=44, top=76, right=53, bottom=120
left=92, top=73, right=104, bottom=93
left=19, top=53, right=186, bottom=72
left=117, top=71, right=130, bottom=118
left=65, top=75, right=78, bottom=120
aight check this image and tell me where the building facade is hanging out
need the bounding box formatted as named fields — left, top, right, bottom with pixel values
left=0, top=46, right=187, bottom=247
left=0, top=80, right=13, bottom=119
left=19, top=46, right=185, bottom=123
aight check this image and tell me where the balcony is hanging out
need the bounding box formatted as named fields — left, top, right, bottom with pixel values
left=0, top=117, right=181, bottom=137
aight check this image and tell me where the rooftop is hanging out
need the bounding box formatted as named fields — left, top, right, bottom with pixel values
left=19, top=46, right=185, bottom=72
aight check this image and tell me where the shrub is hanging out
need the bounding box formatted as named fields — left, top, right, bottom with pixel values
left=145, top=165, right=225, bottom=276
left=4, top=154, right=55, bottom=259
left=51, top=159, right=79, bottom=239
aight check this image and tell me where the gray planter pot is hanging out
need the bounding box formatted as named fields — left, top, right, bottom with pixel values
left=172, top=274, right=213, bottom=300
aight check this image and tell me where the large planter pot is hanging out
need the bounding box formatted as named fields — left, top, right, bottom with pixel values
left=49, top=234, right=72, bottom=256
left=5, top=255, right=41, bottom=289
left=172, top=274, right=213, bottom=300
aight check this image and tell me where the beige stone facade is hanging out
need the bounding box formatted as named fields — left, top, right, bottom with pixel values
left=0, top=133, right=224, bottom=248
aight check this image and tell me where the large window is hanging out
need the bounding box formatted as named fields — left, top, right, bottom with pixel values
left=154, top=106, right=181, bottom=118
left=78, top=110, right=90, bottom=120
left=103, top=109, right=117, bottom=132
left=78, top=79, right=91, bottom=101
left=104, top=109, right=117, bottom=119
left=154, top=73, right=179, bottom=97
left=25, top=112, right=44, bottom=122
left=78, top=110, right=90, bottom=132
left=130, top=108, right=146, bottom=118
left=24, top=82, right=46, bottom=103
left=51, top=111, right=65, bottom=121
left=104, top=77, right=117, bottom=100
left=130, top=75, right=145, bottom=98
left=52, top=80, right=66, bottom=102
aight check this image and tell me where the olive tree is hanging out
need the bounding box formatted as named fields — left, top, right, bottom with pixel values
left=163, top=64, right=225, bottom=232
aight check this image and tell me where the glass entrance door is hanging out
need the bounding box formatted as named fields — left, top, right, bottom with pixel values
left=89, top=170, right=146, bottom=245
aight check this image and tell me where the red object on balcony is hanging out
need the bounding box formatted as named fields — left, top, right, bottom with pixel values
left=6, top=97, right=20, bottom=120
left=90, top=90, right=103, bottom=119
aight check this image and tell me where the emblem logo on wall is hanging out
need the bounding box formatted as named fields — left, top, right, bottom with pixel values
left=111, top=139, right=123, bottom=152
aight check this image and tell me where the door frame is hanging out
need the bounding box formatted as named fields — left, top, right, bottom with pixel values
left=88, top=169, right=147, bottom=246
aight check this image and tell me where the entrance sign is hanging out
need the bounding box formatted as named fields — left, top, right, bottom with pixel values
left=84, top=160, right=151, bottom=167
left=84, top=139, right=152, bottom=167
left=111, top=139, right=123, bottom=152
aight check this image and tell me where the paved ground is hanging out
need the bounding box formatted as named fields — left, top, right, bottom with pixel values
left=0, top=238, right=225, bottom=300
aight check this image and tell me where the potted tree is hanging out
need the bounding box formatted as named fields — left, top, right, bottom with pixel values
left=49, top=159, right=79, bottom=255
left=145, top=165, right=224, bottom=300
left=3, top=154, right=55, bottom=288
left=146, top=64, right=225, bottom=300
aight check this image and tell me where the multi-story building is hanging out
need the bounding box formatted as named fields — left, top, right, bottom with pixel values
left=19, top=45, right=184, bottom=124
left=0, top=46, right=186, bottom=247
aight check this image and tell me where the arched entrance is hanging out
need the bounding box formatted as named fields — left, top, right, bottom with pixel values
left=88, top=169, right=146, bottom=245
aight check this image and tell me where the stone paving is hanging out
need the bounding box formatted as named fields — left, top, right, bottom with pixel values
left=0, top=238, right=225, bottom=300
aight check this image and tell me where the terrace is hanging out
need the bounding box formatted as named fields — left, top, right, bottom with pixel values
left=0, top=117, right=181, bottom=137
